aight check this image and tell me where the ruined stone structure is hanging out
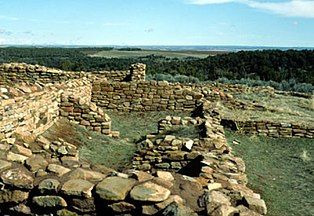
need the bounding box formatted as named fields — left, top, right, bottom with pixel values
left=4, top=61, right=312, bottom=215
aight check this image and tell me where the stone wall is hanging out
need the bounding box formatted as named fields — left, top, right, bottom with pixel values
left=132, top=101, right=228, bottom=172
left=0, top=78, right=116, bottom=140
left=0, top=83, right=60, bottom=140
left=91, top=80, right=204, bottom=111
left=0, top=101, right=267, bottom=216
left=0, top=63, right=146, bottom=85
left=222, top=118, right=314, bottom=138
left=0, top=62, right=269, bottom=215
left=95, top=63, right=146, bottom=82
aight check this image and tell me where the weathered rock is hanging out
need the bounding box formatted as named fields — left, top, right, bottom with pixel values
left=161, top=202, right=197, bottom=216
left=206, top=191, right=231, bottom=215
left=153, top=177, right=174, bottom=189
left=0, top=159, right=11, bottom=171
left=71, top=198, right=96, bottom=213
left=128, top=170, right=154, bottom=182
left=156, top=171, right=174, bottom=182
left=142, top=205, right=159, bottom=215
left=183, top=139, right=194, bottom=151
left=0, top=190, right=29, bottom=203
left=36, top=169, right=48, bottom=177
left=60, top=156, right=79, bottom=167
left=38, top=178, right=60, bottom=194
left=12, top=145, right=32, bottom=157
left=108, top=201, right=136, bottom=213
left=243, top=196, right=267, bottom=215
left=61, top=179, right=94, bottom=198
left=237, top=205, right=262, bottom=216
left=1, top=168, right=34, bottom=189
left=47, top=164, right=71, bottom=176
left=96, top=176, right=136, bottom=201
left=207, top=182, right=222, bottom=191
left=56, top=209, right=79, bottom=216
left=67, top=168, right=105, bottom=182
left=130, top=181, right=171, bottom=202
left=25, top=154, right=48, bottom=172
left=7, top=151, right=28, bottom=163
left=58, top=146, right=68, bottom=155
left=9, top=203, right=32, bottom=215
left=155, top=195, right=185, bottom=210
left=36, top=135, right=51, bottom=148
left=211, top=204, right=239, bottom=216
left=32, top=195, right=67, bottom=208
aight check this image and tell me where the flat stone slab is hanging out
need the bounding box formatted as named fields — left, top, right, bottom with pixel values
left=25, top=155, right=48, bottom=172
left=7, top=152, right=28, bottom=164
left=1, top=168, right=34, bottom=189
left=156, top=171, right=174, bottom=182
left=96, top=176, right=136, bottom=201
left=61, top=179, right=94, bottom=198
left=32, top=195, right=67, bottom=208
left=0, top=159, right=11, bottom=171
left=0, top=190, right=29, bottom=204
left=130, top=181, right=170, bottom=202
left=243, top=195, right=267, bottom=215
left=38, top=178, right=60, bottom=194
left=47, top=164, right=71, bottom=176
left=67, top=168, right=106, bottom=182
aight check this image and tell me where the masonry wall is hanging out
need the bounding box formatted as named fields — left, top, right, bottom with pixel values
left=132, top=105, right=229, bottom=172
left=222, top=119, right=314, bottom=138
left=0, top=83, right=60, bottom=140
left=0, top=78, right=115, bottom=140
left=0, top=63, right=146, bottom=85
left=91, top=80, right=205, bottom=112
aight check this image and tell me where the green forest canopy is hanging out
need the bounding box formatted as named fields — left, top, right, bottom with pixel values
left=1, top=47, right=314, bottom=85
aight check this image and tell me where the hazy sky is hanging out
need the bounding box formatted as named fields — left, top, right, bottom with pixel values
left=0, top=0, right=313, bottom=47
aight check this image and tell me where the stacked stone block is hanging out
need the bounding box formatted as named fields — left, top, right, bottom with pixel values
left=0, top=83, right=60, bottom=140
left=225, top=119, right=314, bottom=138
left=132, top=101, right=230, bottom=173
left=91, top=80, right=204, bottom=111
left=0, top=62, right=146, bottom=84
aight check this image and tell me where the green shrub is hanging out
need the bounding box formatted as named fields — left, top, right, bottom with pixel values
left=146, top=73, right=200, bottom=84
left=216, top=77, right=314, bottom=93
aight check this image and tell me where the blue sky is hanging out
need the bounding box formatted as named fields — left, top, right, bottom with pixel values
left=0, top=0, right=313, bottom=47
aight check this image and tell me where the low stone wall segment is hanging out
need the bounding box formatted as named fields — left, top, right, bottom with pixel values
left=0, top=101, right=267, bottom=215
left=91, top=80, right=205, bottom=112
left=0, top=63, right=146, bottom=85
left=222, top=118, right=314, bottom=138
left=4, top=62, right=310, bottom=215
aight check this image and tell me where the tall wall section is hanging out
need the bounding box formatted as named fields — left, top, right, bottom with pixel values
left=0, top=78, right=115, bottom=140
left=0, top=63, right=145, bottom=84
left=0, top=83, right=60, bottom=140
left=91, top=81, right=205, bottom=112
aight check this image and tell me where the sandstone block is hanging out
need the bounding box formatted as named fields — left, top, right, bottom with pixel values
left=47, top=164, right=71, bottom=176
left=38, top=178, right=60, bottom=194
left=25, top=155, right=48, bottom=172
left=1, top=168, right=33, bottom=189
left=130, top=181, right=170, bottom=202
left=61, top=179, right=94, bottom=198
left=0, top=189, right=29, bottom=204
left=32, top=195, right=67, bottom=208
left=96, top=176, right=136, bottom=201
left=0, top=159, right=11, bottom=171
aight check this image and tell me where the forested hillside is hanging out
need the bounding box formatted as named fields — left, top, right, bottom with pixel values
left=1, top=47, right=313, bottom=85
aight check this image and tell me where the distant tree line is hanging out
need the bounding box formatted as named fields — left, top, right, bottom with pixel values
left=1, top=47, right=314, bottom=87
